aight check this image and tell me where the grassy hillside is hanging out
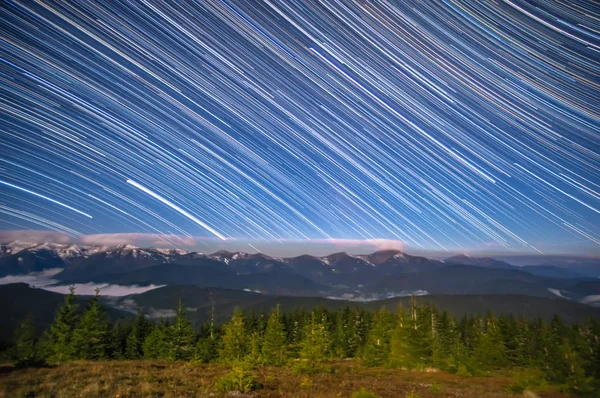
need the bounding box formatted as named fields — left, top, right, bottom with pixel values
left=0, top=360, right=570, bottom=398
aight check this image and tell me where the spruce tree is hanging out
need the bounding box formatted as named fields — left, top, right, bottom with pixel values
left=389, top=307, right=412, bottom=368
left=472, top=314, right=507, bottom=371
left=362, top=307, right=393, bottom=367
left=13, top=316, right=37, bottom=366
left=125, top=308, right=150, bottom=359
left=109, top=321, right=132, bottom=359
left=46, top=285, right=79, bottom=363
left=70, top=289, right=109, bottom=360
left=166, top=299, right=196, bottom=361
left=262, top=304, right=287, bottom=365
left=245, top=331, right=262, bottom=364
left=219, top=307, right=248, bottom=363
left=194, top=299, right=218, bottom=363
left=143, top=323, right=169, bottom=359
left=298, top=311, right=329, bottom=370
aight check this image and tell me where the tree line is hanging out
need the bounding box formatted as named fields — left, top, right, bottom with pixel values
left=11, top=287, right=600, bottom=395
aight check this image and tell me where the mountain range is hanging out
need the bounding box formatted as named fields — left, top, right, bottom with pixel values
left=1, top=241, right=598, bottom=305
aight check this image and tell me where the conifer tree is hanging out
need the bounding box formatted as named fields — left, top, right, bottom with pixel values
left=330, top=310, right=347, bottom=358
left=245, top=331, right=262, bottom=364
left=219, top=307, right=248, bottom=363
left=194, top=297, right=219, bottom=363
left=389, top=303, right=432, bottom=369
left=165, top=299, right=196, bottom=361
left=195, top=335, right=219, bottom=363
left=262, top=304, right=287, bottom=365
left=362, top=307, right=393, bottom=367
left=430, top=310, right=459, bottom=369
left=143, top=323, right=169, bottom=359
left=348, top=308, right=368, bottom=357
left=125, top=308, right=150, bottom=359
left=46, top=285, right=79, bottom=363
left=109, top=321, right=132, bottom=359
left=389, top=307, right=412, bottom=368
left=472, top=314, right=507, bottom=371
left=13, top=316, right=37, bottom=366
left=284, top=310, right=304, bottom=358
left=299, top=311, right=329, bottom=370
left=70, top=289, right=109, bottom=360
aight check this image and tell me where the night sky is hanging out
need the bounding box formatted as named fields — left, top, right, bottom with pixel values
left=0, top=0, right=599, bottom=256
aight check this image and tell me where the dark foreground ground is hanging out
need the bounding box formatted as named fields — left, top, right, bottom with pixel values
left=0, top=360, right=570, bottom=398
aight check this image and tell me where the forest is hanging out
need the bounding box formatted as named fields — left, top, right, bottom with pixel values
left=5, top=287, right=600, bottom=397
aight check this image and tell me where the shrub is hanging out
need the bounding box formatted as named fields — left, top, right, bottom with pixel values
left=299, top=376, right=313, bottom=389
left=215, top=361, right=260, bottom=394
left=456, top=364, right=472, bottom=377
left=405, top=388, right=422, bottom=398
left=505, top=368, right=548, bottom=394
left=430, top=383, right=444, bottom=393
left=293, top=361, right=333, bottom=375
left=352, top=388, right=382, bottom=398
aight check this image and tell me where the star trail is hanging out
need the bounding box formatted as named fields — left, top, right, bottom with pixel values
left=0, top=0, right=599, bottom=254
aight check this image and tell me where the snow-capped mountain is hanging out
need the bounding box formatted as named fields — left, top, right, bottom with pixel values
left=0, top=242, right=598, bottom=303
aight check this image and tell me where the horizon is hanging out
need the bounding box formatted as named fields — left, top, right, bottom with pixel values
left=1, top=229, right=599, bottom=262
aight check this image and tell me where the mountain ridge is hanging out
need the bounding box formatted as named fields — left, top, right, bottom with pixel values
left=1, top=241, right=598, bottom=305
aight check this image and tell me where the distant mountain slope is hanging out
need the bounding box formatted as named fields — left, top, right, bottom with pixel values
left=445, top=254, right=516, bottom=269
left=366, top=264, right=571, bottom=298
left=116, top=285, right=600, bottom=326
left=445, top=254, right=588, bottom=279
left=0, top=283, right=132, bottom=343
left=1, top=242, right=598, bottom=301
left=0, top=249, right=65, bottom=277
left=2, top=283, right=599, bottom=347
left=521, top=265, right=586, bottom=279
left=68, top=261, right=329, bottom=297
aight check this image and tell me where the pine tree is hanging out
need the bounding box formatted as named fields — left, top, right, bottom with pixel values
left=262, top=305, right=287, bottom=365
left=143, top=323, right=169, bottom=359
left=284, top=310, right=304, bottom=358
left=219, top=308, right=248, bottom=363
left=389, top=302, right=432, bottom=369
left=165, top=299, right=196, bottom=361
left=109, top=321, right=132, bottom=359
left=125, top=308, right=150, bottom=359
left=348, top=308, right=368, bottom=357
left=13, top=316, right=37, bottom=366
left=46, top=285, right=79, bottom=363
left=194, top=298, right=218, bottom=363
left=245, top=331, right=262, bottom=364
left=472, top=314, right=507, bottom=371
left=389, top=307, right=412, bottom=368
left=362, top=307, right=393, bottom=367
left=298, top=311, right=329, bottom=370
left=70, top=289, right=109, bottom=360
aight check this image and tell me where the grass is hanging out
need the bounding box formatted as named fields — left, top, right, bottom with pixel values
left=0, top=360, right=570, bottom=398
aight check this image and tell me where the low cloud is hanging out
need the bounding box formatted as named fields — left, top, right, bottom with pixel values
left=0, top=229, right=407, bottom=256
left=0, top=269, right=164, bottom=296
left=79, top=233, right=197, bottom=247
left=0, top=230, right=71, bottom=244
left=42, top=282, right=164, bottom=296
left=0, top=268, right=62, bottom=287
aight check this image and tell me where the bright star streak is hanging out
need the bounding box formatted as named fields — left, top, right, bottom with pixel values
left=0, top=179, right=92, bottom=219
left=126, top=179, right=226, bottom=240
